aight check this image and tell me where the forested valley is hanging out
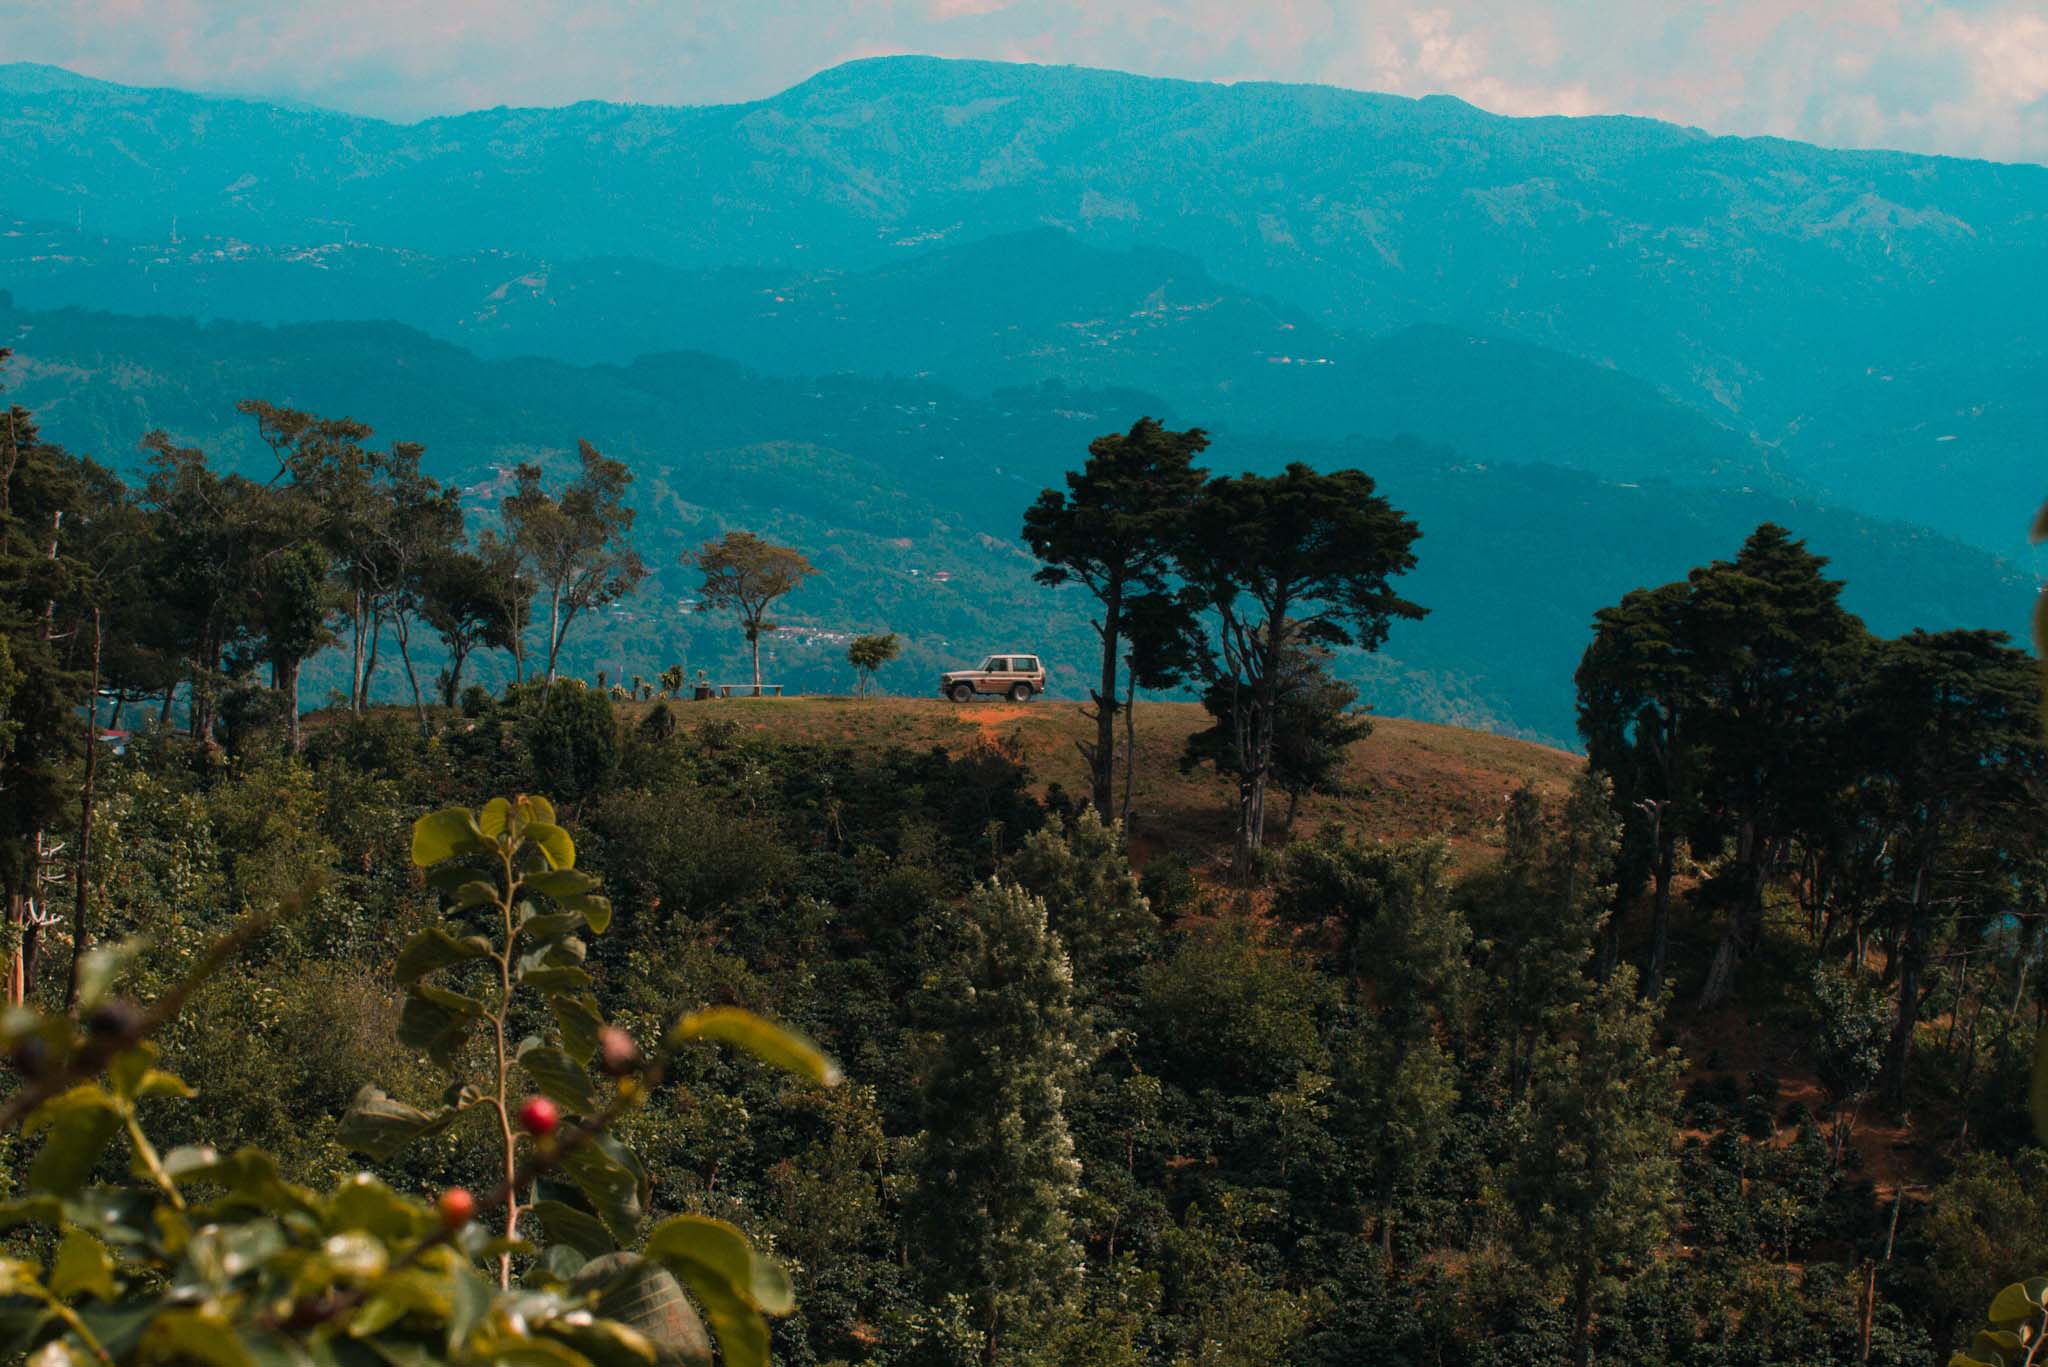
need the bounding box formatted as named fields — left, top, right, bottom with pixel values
left=0, top=373, right=2044, bottom=1367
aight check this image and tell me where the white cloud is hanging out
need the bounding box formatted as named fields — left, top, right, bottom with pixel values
left=0, top=0, right=2042, bottom=163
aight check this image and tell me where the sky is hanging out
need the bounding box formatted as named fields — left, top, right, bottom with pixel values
left=4, top=0, right=2047, bottom=164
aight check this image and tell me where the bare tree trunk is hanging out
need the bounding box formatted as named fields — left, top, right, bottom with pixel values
left=1090, top=586, right=1124, bottom=816
left=1880, top=857, right=1932, bottom=1112
left=395, top=614, right=428, bottom=730
left=64, top=608, right=101, bottom=1011
left=283, top=657, right=303, bottom=752
left=1120, top=667, right=1137, bottom=826
left=1697, top=823, right=1768, bottom=1010
left=1646, top=826, right=1674, bottom=999
left=544, top=587, right=564, bottom=689
left=749, top=626, right=762, bottom=696
left=362, top=610, right=384, bottom=708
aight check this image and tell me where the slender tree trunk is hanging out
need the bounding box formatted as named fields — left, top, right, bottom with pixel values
left=7, top=892, right=24, bottom=1006
left=1698, top=821, right=1768, bottom=1010
left=64, top=608, right=102, bottom=1011
left=1242, top=626, right=1283, bottom=857
left=284, top=656, right=303, bottom=752
left=350, top=588, right=367, bottom=713
left=1090, top=584, right=1124, bottom=816
left=1646, top=830, right=1675, bottom=999
left=395, top=615, right=428, bottom=729
left=1570, top=1261, right=1595, bottom=1367
left=1120, top=666, right=1137, bottom=826
left=362, top=610, right=383, bottom=708
left=1880, top=856, right=1933, bottom=1112
left=749, top=625, right=762, bottom=696
left=544, top=586, right=564, bottom=687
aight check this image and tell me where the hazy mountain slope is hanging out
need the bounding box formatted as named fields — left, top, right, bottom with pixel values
left=2, top=56, right=2040, bottom=550
left=0, top=296, right=2025, bottom=743
left=0, top=227, right=1767, bottom=490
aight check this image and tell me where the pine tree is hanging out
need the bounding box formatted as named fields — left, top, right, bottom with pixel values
left=912, top=880, right=1085, bottom=1365
left=1004, top=805, right=1155, bottom=996
left=1510, top=965, right=1684, bottom=1367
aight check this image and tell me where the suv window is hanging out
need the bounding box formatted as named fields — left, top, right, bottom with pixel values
left=1018, top=658, right=1040, bottom=672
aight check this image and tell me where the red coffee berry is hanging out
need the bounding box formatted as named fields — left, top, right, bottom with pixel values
left=518, top=1095, right=560, bottom=1137
left=437, top=1187, right=476, bottom=1228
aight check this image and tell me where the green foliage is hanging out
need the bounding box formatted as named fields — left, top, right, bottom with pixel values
left=0, top=790, right=839, bottom=1367
left=845, top=632, right=901, bottom=698
left=911, top=880, right=1084, bottom=1360
left=1021, top=417, right=1209, bottom=814
left=523, top=681, right=622, bottom=805
left=685, top=531, right=816, bottom=694
left=1173, top=462, right=1424, bottom=858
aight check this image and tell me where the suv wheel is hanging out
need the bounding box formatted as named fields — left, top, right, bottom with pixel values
left=1008, top=682, right=1034, bottom=702
left=949, top=682, right=975, bottom=703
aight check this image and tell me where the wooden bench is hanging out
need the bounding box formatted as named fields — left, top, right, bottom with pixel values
left=712, top=683, right=784, bottom=698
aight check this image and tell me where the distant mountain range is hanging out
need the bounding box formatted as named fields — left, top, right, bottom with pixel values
left=0, top=56, right=2040, bottom=740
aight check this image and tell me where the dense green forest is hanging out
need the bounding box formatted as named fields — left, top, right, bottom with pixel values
left=0, top=372, right=2045, bottom=1367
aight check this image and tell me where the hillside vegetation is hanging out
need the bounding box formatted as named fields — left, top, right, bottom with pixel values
left=611, top=695, right=1581, bottom=872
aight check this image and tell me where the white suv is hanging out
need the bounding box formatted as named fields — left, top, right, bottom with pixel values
left=939, top=654, right=1047, bottom=702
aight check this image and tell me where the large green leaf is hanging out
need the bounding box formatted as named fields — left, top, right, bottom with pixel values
left=643, top=1217, right=793, bottom=1317
left=525, top=823, right=576, bottom=870
left=24, top=1086, right=121, bottom=1197
left=551, top=995, right=606, bottom=1067
left=398, top=986, right=489, bottom=1068
left=527, top=1200, right=616, bottom=1259
left=660, top=1269, right=766, bottom=1367
left=525, top=869, right=595, bottom=900
left=395, top=928, right=492, bottom=987
left=337, top=1086, right=451, bottom=1161
left=520, top=966, right=595, bottom=995
left=518, top=1043, right=600, bottom=1113
left=412, top=808, right=490, bottom=867
left=478, top=797, right=515, bottom=840
left=558, top=1134, right=647, bottom=1242
left=568, top=1253, right=709, bottom=1367
left=668, top=1009, right=842, bottom=1087
left=47, top=1229, right=116, bottom=1302
left=1990, top=1279, right=2047, bottom=1327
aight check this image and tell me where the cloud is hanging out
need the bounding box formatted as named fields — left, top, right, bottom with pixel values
left=1, top=0, right=2043, bottom=163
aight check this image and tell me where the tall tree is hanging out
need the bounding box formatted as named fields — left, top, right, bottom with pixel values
left=503, top=442, right=647, bottom=690
left=235, top=400, right=385, bottom=712
left=1861, top=629, right=2042, bottom=1111
left=1175, top=463, right=1423, bottom=860
left=1685, top=524, right=1868, bottom=1008
left=684, top=530, right=815, bottom=696
left=1576, top=580, right=1701, bottom=998
left=1510, top=966, right=1684, bottom=1367
left=470, top=528, right=535, bottom=686
left=1184, top=639, right=1372, bottom=835
left=374, top=447, right=463, bottom=727
left=422, top=543, right=525, bottom=706
left=0, top=386, right=102, bottom=1001
left=912, top=880, right=1084, bottom=1364
left=846, top=630, right=900, bottom=699
left=1023, top=418, right=1208, bottom=816
left=1462, top=775, right=1617, bottom=1099
left=1276, top=833, right=1470, bottom=1263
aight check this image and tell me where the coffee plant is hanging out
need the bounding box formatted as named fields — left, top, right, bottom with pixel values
left=0, top=795, right=838, bottom=1367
